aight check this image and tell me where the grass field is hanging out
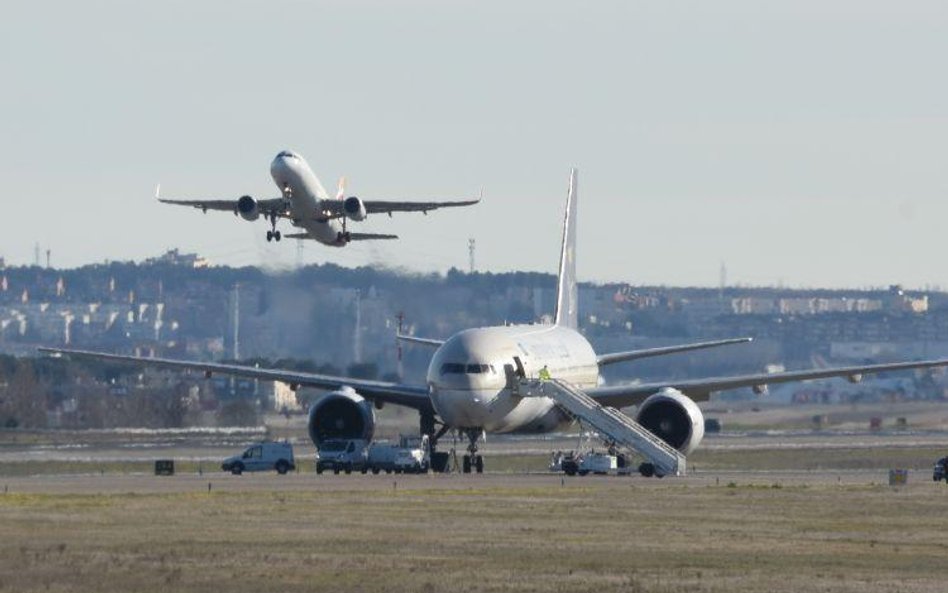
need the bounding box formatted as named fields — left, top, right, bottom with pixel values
left=1, top=474, right=947, bottom=593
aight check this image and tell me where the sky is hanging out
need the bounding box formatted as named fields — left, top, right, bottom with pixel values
left=2, top=0, right=947, bottom=289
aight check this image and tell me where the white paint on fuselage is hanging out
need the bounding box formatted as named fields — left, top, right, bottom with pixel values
left=426, top=324, right=599, bottom=433
left=269, top=151, right=346, bottom=246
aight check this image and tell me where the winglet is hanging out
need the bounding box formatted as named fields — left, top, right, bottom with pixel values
left=336, top=177, right=347, bottom=200
left=155, top=183, right=161, bottom=200
left=554, top=168, right=578, bottom=329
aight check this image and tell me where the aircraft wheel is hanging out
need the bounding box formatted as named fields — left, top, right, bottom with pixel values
left=475, top=455, right=484, bottom=474
left=266, top=231, right=273, bottom=242
left=274, top=230, right=282, bottom=241
left=462, top=455, right=472, bottom=474
left=638, top=463, right=655, bottom=478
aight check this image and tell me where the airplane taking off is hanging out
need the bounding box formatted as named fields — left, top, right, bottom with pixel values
left=43, top=169, right=948, bottom=475
left=157, top=150, right=480, bottom=246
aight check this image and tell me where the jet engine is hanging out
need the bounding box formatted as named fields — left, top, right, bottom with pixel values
left=237, top=195, right=259, bottom=221
left=343, top=196, right=367, bottom=221
left=635, top=387, right=705, bottom=455
left=307, top=386, right=376, bottom=448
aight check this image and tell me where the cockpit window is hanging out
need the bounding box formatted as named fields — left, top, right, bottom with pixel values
left=440, top=363, right=466, bottom=375
left=441, top=363, right=494, bottom=375
left=277, top=150, right=297, bottom=159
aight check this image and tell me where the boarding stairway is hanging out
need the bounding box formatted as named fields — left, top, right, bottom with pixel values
left=518, top=378, right=686, bottom=476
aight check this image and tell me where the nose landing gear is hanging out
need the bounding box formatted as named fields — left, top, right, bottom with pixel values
left=462, top=428, right=484, bottom=474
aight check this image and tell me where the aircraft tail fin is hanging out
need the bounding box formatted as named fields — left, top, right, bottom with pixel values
left=554, top=168, right=578, bottom=329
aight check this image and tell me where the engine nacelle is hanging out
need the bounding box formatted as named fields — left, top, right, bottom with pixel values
left=343, top=196, right=367, bottom=221
left=307, top=386, right=376, bottom=448
left=237, top=195, right=259, bottom=221
left=635, top=387, right=705, bottom=455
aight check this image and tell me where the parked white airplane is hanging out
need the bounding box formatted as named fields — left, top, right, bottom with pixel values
left=43, top=169, right=948, bottom=474
left=157, top=150, right=480, bottom=246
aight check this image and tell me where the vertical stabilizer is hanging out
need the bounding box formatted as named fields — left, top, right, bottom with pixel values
left=554, top=169, right=578, bottom=329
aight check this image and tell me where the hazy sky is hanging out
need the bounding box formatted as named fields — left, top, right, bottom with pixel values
left=2, top=1, right=947, bottom=289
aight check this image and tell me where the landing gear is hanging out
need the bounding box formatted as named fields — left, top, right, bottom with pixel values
left=421, top=412, right=452, bottom=473
left=462, top=428, right=484, bottom=474
left=266, top=212, right=281, bottom=242
left=336, top=215, right=352, bottom=244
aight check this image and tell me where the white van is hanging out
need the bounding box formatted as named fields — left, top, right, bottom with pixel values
left=222, top=441, right=296, bottom=475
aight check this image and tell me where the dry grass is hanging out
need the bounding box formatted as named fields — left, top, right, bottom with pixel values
left=1, top=475, right=947, bottom=593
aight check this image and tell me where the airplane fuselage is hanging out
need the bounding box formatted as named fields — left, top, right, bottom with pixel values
left=426, top=324, right=599, bottom=433
left=269, top=152, right=347, bottom=246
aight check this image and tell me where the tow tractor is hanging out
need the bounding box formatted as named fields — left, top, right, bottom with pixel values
left=550, top=449, right=632, bottom=476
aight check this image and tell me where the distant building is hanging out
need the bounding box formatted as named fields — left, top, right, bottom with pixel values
left=145, top=249, right=210, bottom=268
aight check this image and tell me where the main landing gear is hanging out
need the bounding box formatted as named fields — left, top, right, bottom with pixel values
left=462, top=428, right=484, bottom=474
left=266, top=212, right=281, bottom=242
left=336, top=216, right=352, bottom=244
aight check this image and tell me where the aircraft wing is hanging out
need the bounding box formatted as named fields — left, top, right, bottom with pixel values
left=38, top=347, right=434, bottom=413
left=159, top=197, right=289, bottom=217
left=363, top=198, right=480, bottom=215
left=320, top=198, right=480, bottom=219
left=597, top=337, right=753, bottom=366
left=586, top=358, right=948, bottom=408
left=284, top=232, right=398, bottom=242
left=347, top=232, right=399, bottom=241
left=397, top=334, right=445, bottom=347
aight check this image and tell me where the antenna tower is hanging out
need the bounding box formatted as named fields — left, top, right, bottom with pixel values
left=468, top=238, right=476, bottom=273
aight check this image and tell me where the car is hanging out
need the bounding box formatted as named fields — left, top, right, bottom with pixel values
left=222, top=441, right=296, bottom=475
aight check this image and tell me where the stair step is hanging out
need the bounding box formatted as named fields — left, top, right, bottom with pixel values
left=519, top=378, right=685, bottom=476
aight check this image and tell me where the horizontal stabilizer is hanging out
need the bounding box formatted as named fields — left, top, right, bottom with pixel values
left=597, top=337, right=753, bottom=366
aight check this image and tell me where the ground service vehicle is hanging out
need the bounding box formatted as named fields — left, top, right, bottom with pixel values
left=316, top=435, right=431, bottom=474
left=316, top=439, right=368, bottom=474
left=222, top=441, right=295, bottom=475
left=933, top=457, right=947, bottom=482
left=392, top=435, right=430, bottom=473
left=555, top=450, right=631, bottom=477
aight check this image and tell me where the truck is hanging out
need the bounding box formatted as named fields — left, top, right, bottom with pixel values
left=315, top=435, right=430, bottom=475
left=553, top=449, right=631, bottom=477
left=392, top=435, right=430, bottom=473
left=222, top=441, right=296, bottom=475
